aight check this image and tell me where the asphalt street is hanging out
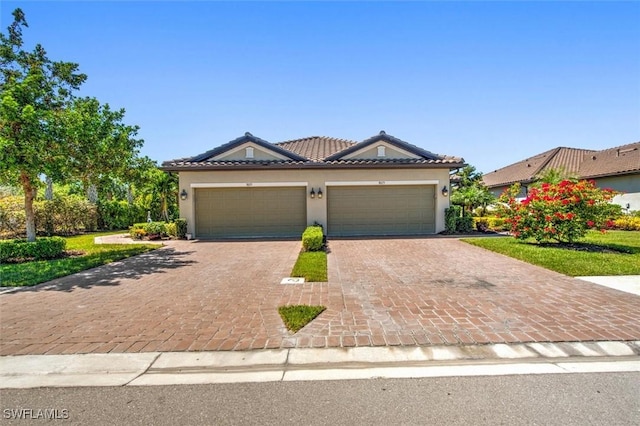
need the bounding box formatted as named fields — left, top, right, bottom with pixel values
left=1, top=372, right=639, bottom=425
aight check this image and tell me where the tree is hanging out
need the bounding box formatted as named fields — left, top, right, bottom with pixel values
left=450, top=165, right=495, bottom=216
left=499, top=180, right=618, bottom=243
left=0, top=8, right=86, bottom=241
left=135, top=166, right=178, bottom=222
left=61, top=96, right=143, bottom=201
left=1, top=9, right=144, bottom=240
left=533, top=167, right=578, bottom=187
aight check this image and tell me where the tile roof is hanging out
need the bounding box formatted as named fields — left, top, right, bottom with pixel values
left=162, top=132, right=465, bottom=170
left=578, top=141, right=640, bottom=179
left=483, top=142, right=640, bottom=188
left=275, top=136, right=356, bottom=162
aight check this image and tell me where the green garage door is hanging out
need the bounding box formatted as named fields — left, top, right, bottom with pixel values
left=327, top=185, right=435, bottom=236
left=195, top=187, right=307, bottom=238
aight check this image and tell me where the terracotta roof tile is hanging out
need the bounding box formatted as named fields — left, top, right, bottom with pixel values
left=162, top=132, right=465, bottom=170
left=483, top=143, right=639, bottom=188
left=275, top=136, right=356, bottom=162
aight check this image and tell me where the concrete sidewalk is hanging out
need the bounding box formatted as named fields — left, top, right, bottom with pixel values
left=2, top=341, right=639, bottom=389
left=577, top=275, right=640, bottom=296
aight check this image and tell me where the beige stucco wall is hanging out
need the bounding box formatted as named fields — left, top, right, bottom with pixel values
left=178, top=168, right=452, bottom=236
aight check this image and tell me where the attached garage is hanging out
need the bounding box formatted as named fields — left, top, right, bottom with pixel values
left=327, top=185, right=436, bottom=236
left=163, top=131, right=465, bottom=237
left=194, top=187, right=307, bottom=238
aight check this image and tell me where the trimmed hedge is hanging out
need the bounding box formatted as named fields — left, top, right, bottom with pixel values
left=0, top=237, right=67, bottom=261
left=445, top=205, right=461, bottom=232
left=302, top=225, right=324, bottom=251
left=174, top=218, right=187, bottom=239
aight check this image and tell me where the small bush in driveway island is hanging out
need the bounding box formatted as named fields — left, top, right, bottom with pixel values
left=302, top=225, right=324, bottom=251
left=499, top=180, right=619, bottom=243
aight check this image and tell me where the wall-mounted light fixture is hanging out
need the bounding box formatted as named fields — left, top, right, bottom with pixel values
left=441, top=186, right=449, bottom=197
left=180, top=189, right=188, bottom=200
left=309, top=188, right=316, bottom=199
left=317, top=188, right=323, bottom=199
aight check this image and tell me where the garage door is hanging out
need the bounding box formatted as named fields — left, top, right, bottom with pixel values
left=327, top=185, right=435, bottom=236
left=195, top=187, right=306, bottom=238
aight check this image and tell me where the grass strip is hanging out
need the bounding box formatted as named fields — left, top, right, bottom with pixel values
left=291, top=250, right=328, bottom=282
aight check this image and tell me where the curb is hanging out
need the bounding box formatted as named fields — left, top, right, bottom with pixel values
left=2, top=341, right=639, bottom=389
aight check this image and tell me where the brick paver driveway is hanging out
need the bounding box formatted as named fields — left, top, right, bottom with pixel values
left=2, top=237, right=639, bottom=355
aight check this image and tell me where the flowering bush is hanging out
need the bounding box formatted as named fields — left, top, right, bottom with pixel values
left=498, top=180, right=619, bottom=243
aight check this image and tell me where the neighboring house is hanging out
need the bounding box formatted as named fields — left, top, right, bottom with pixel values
left=161, top=131, right=465, bottom=238
left=482, top=142, right=640, bottom=211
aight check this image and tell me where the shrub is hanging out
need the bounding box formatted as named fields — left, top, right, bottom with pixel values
left=613, top=216, right=640, bottom=231
left=0, top=196, right=26, bottom=237
left=456, top=215, right=474, bottom=233
left=473, top=216, right=509, bottom=231
left=144, top=221, right=167, bottom=237
left=165, top=222, right=177, bottom=238
left=97, top=200, right=146, bottom=231
left=35, top=195, right=98, bottom=236
left=445, top=205, right=461, bottom=232
left=174, top=218, right=187, bottom=239
left=498, top=180, right=619, bottom=243
left=0, top=236, right=66, bottom=261
left=302, top=225, right=324, bottom=251
left=129, top=223, right=146, bottom=239
left=475, top=218, right=489, bottom=232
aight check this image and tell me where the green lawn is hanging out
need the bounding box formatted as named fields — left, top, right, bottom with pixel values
left=461, top=230, right=640, bottom=276
left=1, top=232, right=157, bottom=287
left=278, top=305, right=326, bottom=333
left=291, top=251, right=328, bottom=282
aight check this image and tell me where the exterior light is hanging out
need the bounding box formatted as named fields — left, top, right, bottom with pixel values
left=180, top=189, right=188, bottom=200
left=310, top=188, right=315, bottom=199
left=442, top=186, right=449, bottom=197
left=317, top=188, right=323, bottom=199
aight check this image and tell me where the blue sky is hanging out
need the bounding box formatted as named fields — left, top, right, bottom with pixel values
left=3, top=1, right=639, bottom=174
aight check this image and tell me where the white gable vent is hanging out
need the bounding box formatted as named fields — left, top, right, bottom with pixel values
left=245, top=147, right=254, bottom=159
left=377, top=145, right=386, bottom=157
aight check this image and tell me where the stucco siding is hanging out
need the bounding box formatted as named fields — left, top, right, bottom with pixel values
left=178, top=168, right=451, bottom=237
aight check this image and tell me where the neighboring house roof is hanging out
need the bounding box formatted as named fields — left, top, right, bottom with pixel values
left=578, top=141, right=640, bottom=179
left=483, top=142, right=640, bottom=188
left=162, top=131, right=465, bottom=171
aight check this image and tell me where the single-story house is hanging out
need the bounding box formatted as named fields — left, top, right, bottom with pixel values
left=161, top=131, right=465, bottom=238
left=482, top=142, right=640, bottom=211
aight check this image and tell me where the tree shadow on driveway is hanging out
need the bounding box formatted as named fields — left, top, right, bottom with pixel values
left=2, top=247, right=197, bottom=293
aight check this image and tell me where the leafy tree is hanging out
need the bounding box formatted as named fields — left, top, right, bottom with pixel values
left=450, top=165, right=495, bottom=216
left=499, top=180, right=618, bottom=243
left=61, top=96, right=143, bottom=202
left=0, top=8, right=86, bottom=241
left=1, top=9, right=144, bottom=240
left=533, top=167, right=578, bottom=187
left=137, top=167, right=178, bottom=222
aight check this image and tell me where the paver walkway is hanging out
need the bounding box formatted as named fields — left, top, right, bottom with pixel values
left=1, top=238, right=639, bottom=355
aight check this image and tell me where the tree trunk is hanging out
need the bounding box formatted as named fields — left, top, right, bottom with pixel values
left=45, top=176, right=54, bottom=200
left=86, top=184, right=98, bottom=203
left=20, top=171, right=37, bottom=242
